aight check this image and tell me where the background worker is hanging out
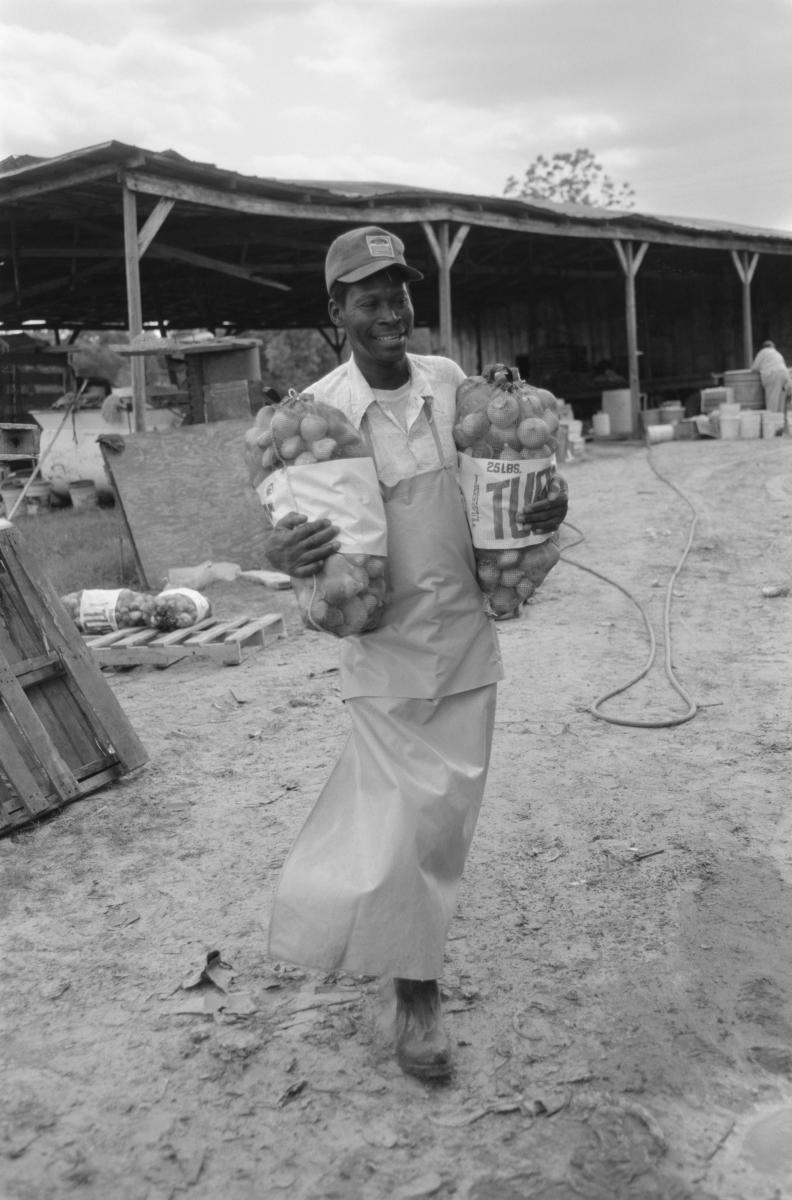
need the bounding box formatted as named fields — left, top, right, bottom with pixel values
left=263, top=226, right=568, bottom=1082
left=751, top=340, right=792, bottom=420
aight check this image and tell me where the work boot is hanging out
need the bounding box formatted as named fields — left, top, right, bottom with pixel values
left=394, top=978, right=453, bottom=1082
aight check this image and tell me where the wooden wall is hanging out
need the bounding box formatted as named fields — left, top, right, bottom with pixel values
left=434, top=248, right=792, bottom=409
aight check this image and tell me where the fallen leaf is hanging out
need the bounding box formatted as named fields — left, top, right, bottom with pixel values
left=276, top=1080, right=307, bottom=1107
left=181, top=950, right=234, bottom=993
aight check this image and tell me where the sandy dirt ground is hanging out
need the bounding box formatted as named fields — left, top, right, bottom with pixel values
left=3, top=437, right=792, bottom=1200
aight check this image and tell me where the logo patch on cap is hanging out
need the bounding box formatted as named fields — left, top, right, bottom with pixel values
left=366, top=234, right=394, bottom=259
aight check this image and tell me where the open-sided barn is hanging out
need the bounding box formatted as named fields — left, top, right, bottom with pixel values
left=3, top=141, right=792, bottom=429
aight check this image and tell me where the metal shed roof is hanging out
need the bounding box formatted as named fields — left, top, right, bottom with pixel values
left=2, top=140, right=792, bottom=334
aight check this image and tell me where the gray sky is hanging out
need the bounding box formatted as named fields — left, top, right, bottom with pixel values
left=3, top=0, right=792, bottom=230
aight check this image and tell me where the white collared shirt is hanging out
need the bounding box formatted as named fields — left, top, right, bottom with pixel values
left=308, top=353, right=465, bottom=486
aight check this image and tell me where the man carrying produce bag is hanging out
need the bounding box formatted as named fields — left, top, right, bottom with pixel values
left=264, top=226, right=568, bottom=1082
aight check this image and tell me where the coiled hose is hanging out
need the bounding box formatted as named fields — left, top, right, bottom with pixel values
left=558, top=445, right=699, bottom=728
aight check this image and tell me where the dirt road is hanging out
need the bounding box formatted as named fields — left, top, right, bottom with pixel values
left=2, top=438, right=792, bottom=1200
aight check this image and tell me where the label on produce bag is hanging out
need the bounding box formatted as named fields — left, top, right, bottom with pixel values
left=258, top=459, right=388, bottom=556
left=458, top=454, right=555, bottom=550
left=78, top=588, right=124, bottom=633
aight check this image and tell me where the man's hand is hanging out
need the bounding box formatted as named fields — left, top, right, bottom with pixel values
left=266, top=512, right=340, bottom=577
left=517, top=475, right=568, bottom=535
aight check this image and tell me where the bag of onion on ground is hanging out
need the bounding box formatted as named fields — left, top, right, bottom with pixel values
left=248, top=390, right=389, bottom=638
left=60, top=588, right=158, bottom=633
left=454, top=362, right=563, bottom=619
left=61, top=587, right=211, bottom=633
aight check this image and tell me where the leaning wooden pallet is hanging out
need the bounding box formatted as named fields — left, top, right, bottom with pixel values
left=0, top=518, right=148, bottom=836
left=83, top=612, right=285, bottom=667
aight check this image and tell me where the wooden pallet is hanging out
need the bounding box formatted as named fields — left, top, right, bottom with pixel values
left=0, top=518, right=148, bottom=836
left=83, top=612, right=285, bottom=667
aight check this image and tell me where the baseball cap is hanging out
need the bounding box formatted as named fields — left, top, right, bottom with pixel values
left=325, top=226, right=423, bottom=292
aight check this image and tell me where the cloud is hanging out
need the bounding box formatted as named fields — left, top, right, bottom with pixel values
left=2, top=0, right=792, bottom=229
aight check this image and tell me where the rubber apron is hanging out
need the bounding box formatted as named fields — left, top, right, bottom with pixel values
left=339, top=400, right=502, bottom=700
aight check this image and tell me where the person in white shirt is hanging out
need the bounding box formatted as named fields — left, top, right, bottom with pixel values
left=751, top=341, right=792, bottom=417
left=264, top=226, right=567, bottom=1082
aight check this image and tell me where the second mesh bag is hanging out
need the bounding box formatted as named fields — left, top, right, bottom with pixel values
left=254, top=391, right=389, bottom=637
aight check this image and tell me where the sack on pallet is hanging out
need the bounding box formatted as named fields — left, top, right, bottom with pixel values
left=61, top=586, right=211, bottom=633
left=454, top=363, right=563, bottom=619
left=60, top=588, right=158, bottom=633
left=251, top=390, right=389, bottom=638
left=150, top=587, right=211, bottom=631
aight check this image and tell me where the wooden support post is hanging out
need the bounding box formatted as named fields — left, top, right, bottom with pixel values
left=421, top=220, right=470, bottom=357
left=730, top=250, right=759, bottom=366
left=137, top=197, right=175, bottom=257
left=613, top=239, right=648, bottom=435
left=121, top=180, right=147, bottom=433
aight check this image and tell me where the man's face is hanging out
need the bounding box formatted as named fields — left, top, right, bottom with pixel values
left=329, top=272, right=414, bottom=375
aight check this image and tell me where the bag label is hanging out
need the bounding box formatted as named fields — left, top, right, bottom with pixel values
left=257, top=458, right=387, bottom=557
left=458, top=453, right=555, bottom=549
left=78, top=588, right=124, bottom=632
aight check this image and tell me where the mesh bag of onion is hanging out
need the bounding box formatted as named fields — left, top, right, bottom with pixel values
left=250, top=390, right=390, bottom=638
left=454, top=363, right=563, bottom=619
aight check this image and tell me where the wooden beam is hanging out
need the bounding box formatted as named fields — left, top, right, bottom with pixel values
left=120, top=172, right=792, bottom=256
left=730, top=250, right=759, bottom=364
left=613, top=240, right=649, bottom=434
left=145, top=242, right=290, bottom=291
left=421, top=221, right=470, bottom=355
left=137, top=197, right=175, bottom=256
left=317, top=324, right=346, bottom=360
left=121, top=181, right=147, bottom=433
left=0, top=241, right=290, bottom=290
left=0, top=163, right=123, bottom=206
left=0, top=259, right=117, bottom=306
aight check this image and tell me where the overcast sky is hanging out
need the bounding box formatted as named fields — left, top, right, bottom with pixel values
left=3, top=0, right=792, bottom=231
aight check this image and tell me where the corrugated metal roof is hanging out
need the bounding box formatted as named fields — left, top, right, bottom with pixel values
left=3, top=140, right=792, bottom=248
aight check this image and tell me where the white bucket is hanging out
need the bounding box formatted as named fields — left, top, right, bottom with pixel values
left=646, top=425, right=674, bottom=444
left=601, top=389, right=633, bottom=436
left=720, top=414, right=742, bottom=440
left=739, top=409, right=762, bottom=439
left=592, top=411, right=611, bottom=438
left=761, top=410, right=786, bottom=438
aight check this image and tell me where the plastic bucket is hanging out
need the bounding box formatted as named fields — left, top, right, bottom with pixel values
left=660, top=402, right=685, bottom=425
left=592, top=411, right=611, bottom=438
left=646, top=425, right=674, bottom=444
left=761, top=409, right=786, bottom=438
left=739, top=409, right=762, bottom=439
left=723, top=369, right=763, bottom=409
left=719, top=414, right=742, bottom=440
left=69, top=479, right=98, bottom=510
left=601, top=388, right=633, bottom=436
left=641, top=408, right=661, bottom=431
left=25, top=479, right=52, bottom=515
